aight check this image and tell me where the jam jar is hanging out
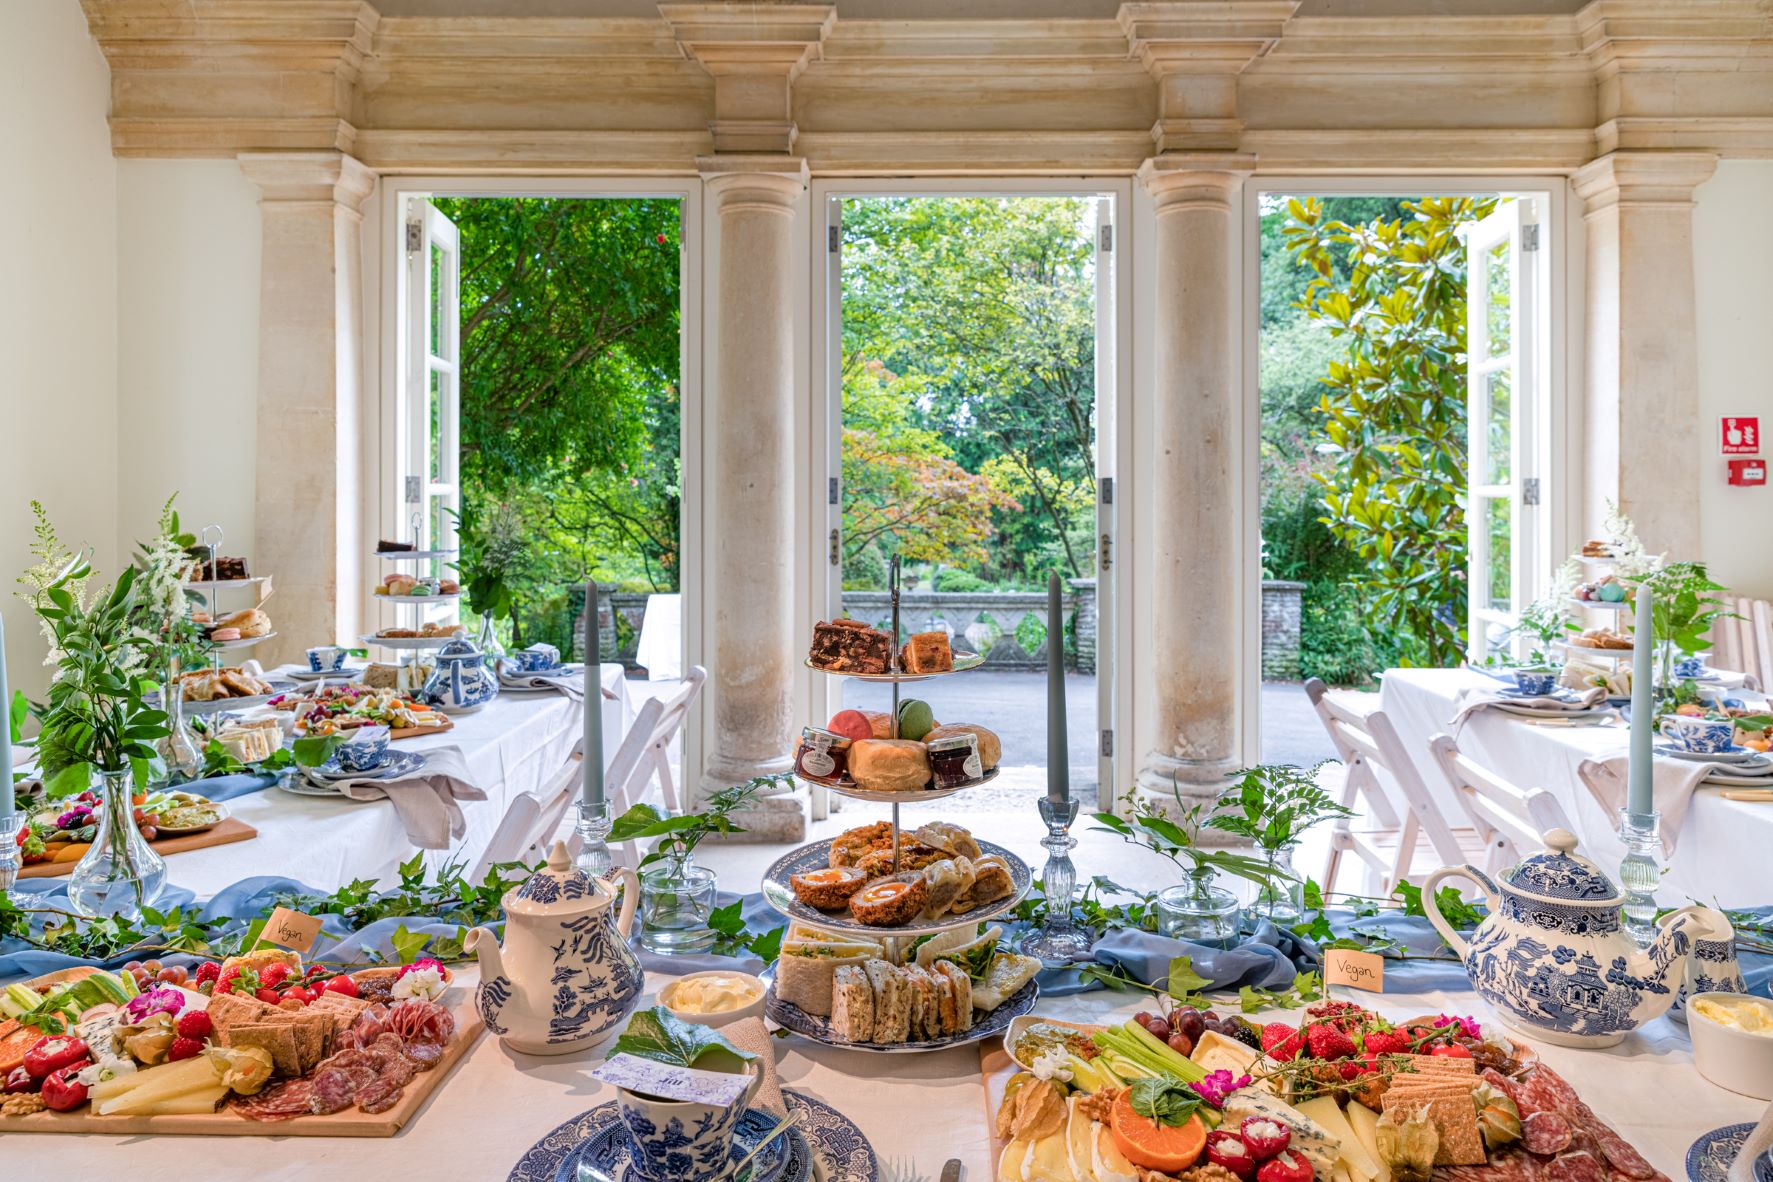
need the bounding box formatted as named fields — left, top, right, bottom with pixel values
left=795, top=725, right=852, bottom=784
left=926, top=733, right=983, bottom=788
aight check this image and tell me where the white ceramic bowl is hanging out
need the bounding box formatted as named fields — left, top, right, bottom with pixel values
left=1688, top=991, right=1773, bottom=1099
left=659, top=970, right=766, bottom=1028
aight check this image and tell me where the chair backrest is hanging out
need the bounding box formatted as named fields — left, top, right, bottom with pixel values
left=471, top=747, right=591, bottom=879
left=1715, top=596, right=1772, bottom=692
left=1427, top=732, right=1573, bottom=874
left=634, top=665, right=706, bottom=814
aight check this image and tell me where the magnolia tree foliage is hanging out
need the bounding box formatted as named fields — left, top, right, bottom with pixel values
left=1281, top=195, right=1497, bottom=667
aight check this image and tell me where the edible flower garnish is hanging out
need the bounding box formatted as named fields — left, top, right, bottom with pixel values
left=392, top=965, right=445, bottom=1002
left=1189, top=1068, right=1253, bottom=1108
left=1431, top=1014, right=1482, bottom=1041
left=1029, top=1047, right=1073, bottom=1084
left=124, top=987, right=186, bottom=1022
left=398, top=957, right=446, bottom=979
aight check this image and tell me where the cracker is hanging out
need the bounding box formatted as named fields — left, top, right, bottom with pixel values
left=1380, top=1091, right=1486, bottom=1165
left=226, top=1023, right=303, bottom=1077
left=1403, top=1053, right=1475, bottom=1074
left=205, top=991, right=275, bottom=1038
left=287, top=1010, right=334, bottom=1071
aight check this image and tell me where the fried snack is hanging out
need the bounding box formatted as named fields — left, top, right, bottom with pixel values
left=789, top=865, right=868, bottom=911
left=854, top=841, right=949, bottom=880
left=828, top=822, right=895, bottom=869
left=912, top=821, right=981, bottom=861
left=849, top=872, right=929, bottom=926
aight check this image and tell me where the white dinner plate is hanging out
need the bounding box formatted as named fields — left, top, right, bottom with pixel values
left=1656, top=743, right=1766, bottom=766
left=1492, top=703, right=1614, bottom=720
left=209, top=632, right=277, bottom=651
left=304, top=749, right=427, bottom=785
left=359, top=633, right=455, bottom=650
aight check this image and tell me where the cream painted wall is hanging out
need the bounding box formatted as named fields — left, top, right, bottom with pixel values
left=0, top=1, right=117, bottom=698
left=1693, top=160, right=1773, bottom=601
left=114, top=161, right=261, bottom=570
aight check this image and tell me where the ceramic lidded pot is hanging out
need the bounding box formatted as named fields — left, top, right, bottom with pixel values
left=421, top=628, right=499, bottom=713
left=463, top=841, right=642, bottom=1056
left=1423, top=828, right=1715, bottom=1048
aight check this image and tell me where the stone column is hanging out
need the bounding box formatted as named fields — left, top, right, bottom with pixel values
left=697, top=156, right=807, bottom=839
left=1136, top=156, right=1252, bottom=813
left=1572, top=151, right=1717, bottom=556
left=238, top=151, right=375, bottom=667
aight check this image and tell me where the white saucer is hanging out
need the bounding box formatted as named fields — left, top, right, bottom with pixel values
left=1657, top=743, right=1764, bottom=765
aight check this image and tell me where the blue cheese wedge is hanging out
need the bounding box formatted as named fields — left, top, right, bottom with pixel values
left=1223, top=1091, right=1340, bottom=1182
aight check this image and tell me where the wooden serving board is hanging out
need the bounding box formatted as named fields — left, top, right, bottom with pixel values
left=981, top=1017, right=1106, bottom=1168
left=392, top=716, right=453, bottom=740
left=20, top=818, right=259, bottom=879
left=10, top=993, right=482, bottom=1137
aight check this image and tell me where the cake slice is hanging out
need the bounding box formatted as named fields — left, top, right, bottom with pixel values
left=830, top=965, right=875, bottom=1042
left=900, top=630, right=954, bottom=673
left=809, top=619, right=893, bottom=674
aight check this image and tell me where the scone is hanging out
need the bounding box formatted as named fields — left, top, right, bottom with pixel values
left=849, top=739, right=931, bottom=793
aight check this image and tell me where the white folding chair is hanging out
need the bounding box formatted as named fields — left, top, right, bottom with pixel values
left=634, top=665, right=706, bottom=815
left=598, top=697, right=668, bottom=871
left=1714, top=596, right=1770, bottom=692
left=1426, top=732, right=1574, bottom=875
left=1305, top=678, right=1486, bottom=898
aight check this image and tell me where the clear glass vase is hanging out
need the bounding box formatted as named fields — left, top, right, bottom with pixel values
left=158, top=677, right=202, bottom=783
left=638, top=858, right=718, bottom=955
left=1155, top=867, right=1242, bottom=948
left=1259, top=843, right=1305, bottom=925
left=68, top=768, right=167, bottom=920
left=477, top=613, right=505, bottom=661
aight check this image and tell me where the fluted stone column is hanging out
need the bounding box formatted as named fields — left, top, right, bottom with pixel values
left=698, top=157, right=807, bottom=838
left=1136, top=156, right=1251, bottom=816
left=238, top=151, right=376, bottom=667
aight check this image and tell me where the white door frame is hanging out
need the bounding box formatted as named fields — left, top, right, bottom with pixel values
left=368, top=176, right=704, bottom=777
left=807, top=178, right=1135, bottom=811
left=1239, top=176, right=1576, bottom=728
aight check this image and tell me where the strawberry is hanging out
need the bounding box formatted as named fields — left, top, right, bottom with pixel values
left=1362, top=1029, right=1411, bottom=1056
left=254, top=987, right=282, bottom=1005
left=1260, top=1023, right=1304, bottom=1061
left=175, top=1011, right=213, bottom=1041
left=1305, top=1022, right=1357, bottom=1061
left=213, top=966, right=241, bottom=995
left=259, top=963, right=292, bottom=988
left=166, top=1037, right=203, bottom=1062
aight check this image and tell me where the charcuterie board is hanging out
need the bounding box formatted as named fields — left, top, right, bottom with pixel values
left=391, top=717, right=453, bottom=740
left=20, top=819, right=259, bottom=879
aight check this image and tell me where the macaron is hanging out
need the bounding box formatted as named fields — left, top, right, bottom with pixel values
left=896, top=698, right=936, bottom=741
left=827, top=709, right=874, bottom=743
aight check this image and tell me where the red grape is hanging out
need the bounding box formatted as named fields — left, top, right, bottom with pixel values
left=1168, top=1032, right=1194, bottom=1056
left=1147, top=1020, right=1170, bottom=1041
left=1177, top=1010, right=1207, bottom=1042
left=1134, top=1011, right=1154, bottom=1028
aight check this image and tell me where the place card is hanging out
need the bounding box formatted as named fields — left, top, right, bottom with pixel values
left=592, top=1053, right=752, bottom=1107
left=258, top=906, right=323, bottom=953
left=1323, top=948, right=1385, bottom=993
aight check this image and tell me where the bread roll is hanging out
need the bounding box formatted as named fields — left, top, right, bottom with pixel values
left=862, top=711, right=895, bottom=740
left=848, top=739, right=931, bottom=793
left=923, top=723, right=1001, bottom=770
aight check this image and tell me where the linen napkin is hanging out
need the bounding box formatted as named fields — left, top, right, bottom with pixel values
left=494, top=664, right=609, bottom=705
left=1576, top=753, right=1715, bottom=856
left=333, top=744, right=487, bottom=849
left=1728, top=1102, right=1773, bottom=1182
left=722, top=1016, right=786, bottom=1118
left=1451, top=685, right=1607, bottom=732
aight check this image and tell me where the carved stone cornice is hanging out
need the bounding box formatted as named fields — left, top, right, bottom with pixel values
left=1137, top=153, right=1256, bottom=212
left=662, top=3, right=835, bottom=154
left=697, top=154, right=809, bottom=214
left=1571, top=150, right=1720, bottom=215
left=239, top=150, right=376, bottom=213
left=1120, top=2, right=1297, bottom=153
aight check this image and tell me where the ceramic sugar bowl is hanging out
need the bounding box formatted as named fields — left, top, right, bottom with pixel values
left=464, top=842, right=642, bottom=1056
left=1423, top=828, right=1718, bottom=1048
left=421, top=628, right=500, bottom=714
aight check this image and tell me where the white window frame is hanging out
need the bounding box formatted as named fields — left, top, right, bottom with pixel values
left=1240, top=178, right=1575, bottom=722
left=399, top=200, right=461, bottom=630
left=807, top=178, right=1133, bottom=812
left=368, top=177, right=702, bottom=772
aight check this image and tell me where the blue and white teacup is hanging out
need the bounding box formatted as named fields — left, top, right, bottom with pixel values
left=335, top=725, right=392, bottom=772
left=616, top=1065, right=760, bottom=1182
left=1674, top=655, right=1707, bottom=680
left=514, top=643, right=560, bottom=673
left=1660, top=713, right=1736, bottom=754
left=306, top=645, right=348, bottom=673
left=1512, top=669, right=1559, bottom=696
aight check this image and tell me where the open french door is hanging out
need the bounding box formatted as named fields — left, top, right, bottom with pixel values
left=1092, top=196, right=1118, bottom=809
left=397, top=199, right=461, bottom=625
left=1464, top=197, right=1548, bottom=661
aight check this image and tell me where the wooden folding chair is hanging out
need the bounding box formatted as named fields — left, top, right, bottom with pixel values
left=1427, top=732, right=1573, bottom=875
left=1305, top=678, right=1486, bottom=898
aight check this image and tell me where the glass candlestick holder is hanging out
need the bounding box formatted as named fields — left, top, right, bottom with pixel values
left=573, top=799, right=615, bottom=879
left=1018, top=796, right=1096, bottom=964
left=0, top=813, right=20, bottom=891
left=1617, top=807, right=1662, bottom=948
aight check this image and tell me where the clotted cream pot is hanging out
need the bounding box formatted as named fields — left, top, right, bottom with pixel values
left=1422, top=828, right=1716, bottom=1048
left=464, top=841, right=642, bottom=1055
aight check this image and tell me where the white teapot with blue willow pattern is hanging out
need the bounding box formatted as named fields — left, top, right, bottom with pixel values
left=463, top=842, right=642, bottom=1055
left=421, top=628, right=499, bottom=713
left=1422, top=828, right=1721, bottom=1048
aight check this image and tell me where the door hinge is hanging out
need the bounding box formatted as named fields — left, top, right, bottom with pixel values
left=404, top=475, right=421, bottom=504
left=1522, top=476, right=1541, bottom=507
left=828, top=477, right=839, bottom=506
left=1100, top=729, right=1114, bottom=758
left=828, top=528, right=841, bottom=567
left=828, top=224, right=840, bottom=254
left=1099, top=476, right=1113, bottom=505
left=405, top=220, right=423, bottom=252
left=1099, top=532, right=1113, bottom=572
left=1099, top=223, right=1113, bottom=253
left=1521, top=223, right=1540, bottom=253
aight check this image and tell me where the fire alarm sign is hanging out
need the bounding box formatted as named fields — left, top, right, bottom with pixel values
left=1722, top=416, right=1761, bottom=455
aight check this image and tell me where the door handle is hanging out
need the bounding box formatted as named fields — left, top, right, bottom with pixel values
left=829, top=528, right=840, bottom=567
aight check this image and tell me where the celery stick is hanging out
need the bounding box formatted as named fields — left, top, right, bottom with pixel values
left=1122, top=1020, right=1207, bottom=1082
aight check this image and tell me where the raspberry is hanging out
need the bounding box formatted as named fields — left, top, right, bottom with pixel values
left=1260, top=1023, right=1304, bottom=1062
left=167, top=1037, right=203, bottom=1062
left=1305, top=1022, right=1357, bottom=1060
left=176, top=1011, right=213, bottom=1040
left=193, top=962, right=220, bottom=986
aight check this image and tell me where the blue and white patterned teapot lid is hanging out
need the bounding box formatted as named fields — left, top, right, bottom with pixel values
left=1501, top=828, right=1623, bottom=905
left=507, top=841, right=612, bottom=915
left=434, top=628, right=483, bottom=664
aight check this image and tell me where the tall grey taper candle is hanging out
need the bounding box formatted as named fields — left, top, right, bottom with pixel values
left=582, top=581, right=605, bottom=806
left=1628, top=587, right=1654, bottom=816
left=1048, top=572, right=1068, bottom=805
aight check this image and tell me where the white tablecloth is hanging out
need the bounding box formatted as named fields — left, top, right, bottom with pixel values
left=159, top=663, right=633, bottom=895
left=634, top=592, right=682, bottom=680
left=1382, top=666, right=1772, bottom=904
left=2, top=972, right=1754, bottom=1180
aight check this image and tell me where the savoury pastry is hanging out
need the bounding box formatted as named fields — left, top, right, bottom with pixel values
left=829, top=822, right=895, bottom=869
left=912, top=821, right=981, bottom=861
left=849, top=872, right=929, bottom=927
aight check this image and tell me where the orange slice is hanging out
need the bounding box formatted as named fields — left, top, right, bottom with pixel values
left=1108, top=1092, right=1207, bottom=1173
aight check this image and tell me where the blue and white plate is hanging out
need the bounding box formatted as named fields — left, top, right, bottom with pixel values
left=1656, top=742, right=1766, bottom=766
left=763, top=968, right=1037, bottom=1055
left=1687, top=1123, right=1757, bottom=1182
left=305, top=748, right=426, bottom=784
left=761, top=838, right=1029, bottom=937
left=506, top=1092, right=877, bottom=1182
left=1497, top=686, right=1578, bottom=700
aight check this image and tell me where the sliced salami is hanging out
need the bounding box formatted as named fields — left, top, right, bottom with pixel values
left=356, top=1076, right=405, bottom=1114
left=1523, top=1111, right=1574, bottom=1155
left=1546, top=1151, right=1609, bottom=1182
left=308, top=1068, right=358, bottom=1115
left=233, top=1078, right=317, bottom=1122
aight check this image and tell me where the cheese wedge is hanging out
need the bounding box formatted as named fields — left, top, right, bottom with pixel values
left=1296, top=1096, right=1385, bottom=1182
left=1000, top=1137, right=1033, bottom=1182
left=1190, top=1029, right=1258, bottom=1078
left=1092, top=1121, right=1139, bottom=1182
left=1065, top=1098, right=1101, bottom=1182
left=1345, top=1101, right=1392, bottom=1182
left=1025, top=1130, right=1076, bottom=1182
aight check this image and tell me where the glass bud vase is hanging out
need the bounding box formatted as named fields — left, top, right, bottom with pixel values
left=638, top=857, right=718, bottom=955
left=158, top=677, right=202, bottom=783
left=1156, top=867, right=1241, bottom=948
left=1261, top=843, right=1305, bottom=926
left=477, top=613, right=506, bottom=661
left=68, top=768, right=168, bottom=921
